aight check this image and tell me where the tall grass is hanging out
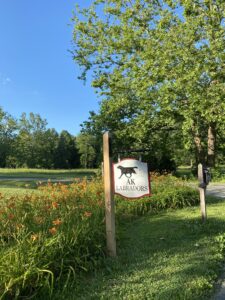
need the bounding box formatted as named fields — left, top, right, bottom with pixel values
left=0, top=180, right=105, bottom=298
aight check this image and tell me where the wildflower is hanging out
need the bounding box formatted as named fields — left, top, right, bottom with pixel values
left=52, top=218, right=62, bottom=226
left=31, top=234, right=39, bottom=241
left=16, top=223, right=25, bottom=230
left=49, top=227, right=57, bottom=235
left=52, top=202, right=59, bottom=209
left=44, top=205, right=51, bottom=211
left=7, top=203, right=15, bottom=209
left=8, top=214, right=15, bottom=220
left=84, top=211, right=92, bottom=218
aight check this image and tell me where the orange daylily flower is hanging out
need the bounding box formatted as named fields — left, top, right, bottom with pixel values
left=52, top=219, right=62, bottom=226
left=49, top=227, right=57, bottom=235
left=7, top=203, right=15, bottom=209
left=84, top=211, right=92, bottom=218
left=52, top=202, right=59, bottom=209
left=31, top=234, right=39, bottom=241
left=8, top=214, right=15, bottom=220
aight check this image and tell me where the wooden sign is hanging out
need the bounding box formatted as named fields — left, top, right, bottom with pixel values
left=113, top=158, right=151, bottom=198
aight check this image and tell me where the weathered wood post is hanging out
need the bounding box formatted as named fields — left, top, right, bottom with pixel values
left=198, top=163, right=207, bottom=222
left=103, top=131, right=116, bottom=257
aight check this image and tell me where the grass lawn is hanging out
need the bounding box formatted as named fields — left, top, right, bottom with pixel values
left=176, top=165, right=225, bottom=183
left=53, top=197, right=225, bottom=300
left=175, top=166, right=194, bottom=179
left=0, top=168, right=98, bottom=190
left=0, top=168, right=97, bottom=178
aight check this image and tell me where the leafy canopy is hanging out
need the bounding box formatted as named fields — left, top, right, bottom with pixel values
left=72, top=0, right=225, bottom=165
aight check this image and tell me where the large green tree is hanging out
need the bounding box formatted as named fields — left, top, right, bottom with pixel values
left=54, top=130, right=80, bottom=169
left=72, top=0, right=225, bottom=167
left=14, top=113, right=47, bottom=167
left=0, top=108, right=17, bottom=167
left=76, top=132, right=97, bottom=168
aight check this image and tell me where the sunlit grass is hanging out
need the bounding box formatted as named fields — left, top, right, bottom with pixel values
left=0, top=168, right=97, bottom=178
left=0, top=173, right=224, bottom=299
left=58, top=197, right=225, bottom=300
left=0, top=168, right=98, bottom=190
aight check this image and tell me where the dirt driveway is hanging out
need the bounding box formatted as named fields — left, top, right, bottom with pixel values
left=206, top=184, right=225, bottom=198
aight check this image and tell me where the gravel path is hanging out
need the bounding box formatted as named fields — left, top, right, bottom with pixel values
left=206, top=184, right=225, bottom=198
left=206, top=183, right=225, bottom=300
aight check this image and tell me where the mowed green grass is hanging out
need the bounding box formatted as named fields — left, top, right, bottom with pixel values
left=0, top=168, right=98, bottom=191
left=53, top=197, right=225, bottom=300
left=0, top=168, right=97, bottom=178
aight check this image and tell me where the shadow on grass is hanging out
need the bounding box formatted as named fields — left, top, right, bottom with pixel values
left=56, top=206, right=225, bottom=300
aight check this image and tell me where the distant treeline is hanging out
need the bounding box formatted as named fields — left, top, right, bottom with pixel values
left=0, top=108, right=99, bottom=169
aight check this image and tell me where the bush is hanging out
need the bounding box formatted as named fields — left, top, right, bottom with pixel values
left=0, top=180, right=105, bottom=298
left=116, top=174, right=199, bottom=217
left=210, top=167, right=225, bottom=181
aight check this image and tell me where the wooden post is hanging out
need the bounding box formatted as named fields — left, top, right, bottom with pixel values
left=103, top=132, right=116, bottom=257
left=198, top=163, right=207, bottom=222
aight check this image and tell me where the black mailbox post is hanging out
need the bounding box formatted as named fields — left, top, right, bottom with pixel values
left=203, top=167, right=211, bottom=186
left=198, top=163, right=210, bottom=222
left=198, top=165, right=211, bottom=188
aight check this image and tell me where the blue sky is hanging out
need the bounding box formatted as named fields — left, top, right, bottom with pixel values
left=0, top=0, right=97, bottom=135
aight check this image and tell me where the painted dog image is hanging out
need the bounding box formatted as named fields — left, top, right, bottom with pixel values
left=117, top=166, right=138, bottom=178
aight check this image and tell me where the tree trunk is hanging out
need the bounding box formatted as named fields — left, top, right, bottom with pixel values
left=207, top=124, right=216, bottom=167
left=194, top=134, right=205, bottom=165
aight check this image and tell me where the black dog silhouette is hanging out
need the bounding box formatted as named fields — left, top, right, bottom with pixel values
left=117, top=166, right=138, bottom=178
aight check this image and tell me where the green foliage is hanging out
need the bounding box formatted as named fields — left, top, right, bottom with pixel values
left=116, top=174, right=198, bottom=217
left=210, top=166, right=225, bottom=181
left=0, top=174, right=199, bottom=298
left=76, top=133, right=97, bottom=168
left=0, top=108, right=17, bottom=168
left=0, top=109, right=81, bottom=169
left=72, top=0, right=225, bottom=167
left=0, top=180, right=105, bottom=298
left=54, top=130, right=80, bottom=169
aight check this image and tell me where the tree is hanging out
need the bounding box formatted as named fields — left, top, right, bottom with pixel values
left=54, top=131, right=80, bottom=169
left=0, top=108, right=17, bottom=167
left=72, top=0, right=225, bottom=168
left=40, top=129, right=59, bottom=169
left=14, top=113, right=49, bottom=168
left=76, top=133, right=97, bottom=168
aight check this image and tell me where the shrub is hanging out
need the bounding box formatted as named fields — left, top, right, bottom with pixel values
left=0, top=180, right=105, bottom=298
left=210, top=167, right=225, bottom=181
left=116, top=174, right=199, bottom=217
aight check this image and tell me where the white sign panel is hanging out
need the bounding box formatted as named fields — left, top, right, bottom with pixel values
left=113, top=158, right=151, bottom=198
